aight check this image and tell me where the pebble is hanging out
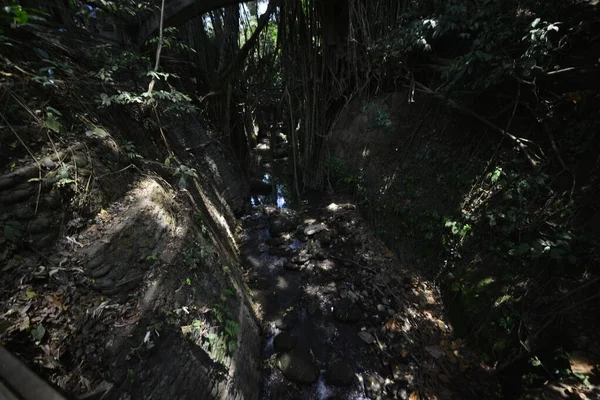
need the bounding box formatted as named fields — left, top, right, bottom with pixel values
left=358, top=331, right=374, bottom=344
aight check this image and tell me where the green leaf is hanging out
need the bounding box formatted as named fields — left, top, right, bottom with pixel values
left=491, top=167, right=503, bottom=183
left=44, top=113, right=63, bottom=133
left=3, top=221, right=24, bottom=242
left=31, top=324, right=46, bottom=341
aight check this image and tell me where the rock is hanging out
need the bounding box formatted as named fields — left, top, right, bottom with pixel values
left=70, top=154, right=89, bottom=167
left=271, top=246, right=294, bottom=258
left=28, top=217, right=52, bottom=234
left=283, top=262, right=301, bottom=271
left=0, top=189, right=32, bottom=204
left=348, top=291, right=359, bottom=302
left=43, top=194, right=62, bottom=209
left=273, top=332, right=297, bottom=353
left=325, top=356, right=354, bottom=386
left=277, top=348, right=319, bottom=384
left=333, top=298, right=361, bottom=323
left=250, top=178, right=272, bottom=195
left=0, top=176, right=17, bottom=190
left=41, top=157, right=56, bottom=170
left=36, top=232, right=58, bottom=248
left=316, top=230, right=332, bottom=246
left=267, top=237, right=287, bottom=246
left=273, top=313, right=296, bottom=330
left=273, top=147, right=288, bottom=159
left=269, top=213, right=296, bottom=236
left=358, top=331, right=374, bottom=345
left=339, top=289, right=348, bottom=299
left=12, top=206, right=35, bottom=220
left=292, top=250, right=310, bottom=264
left=391, top=363, right=409, bottom=381
left=363, top=372, right=385, bottom=399
left=304, top=223, right=326, bottom=236
left=377, top=304, right=386, bottom=312
left=311, top=248, right=327, bottom=260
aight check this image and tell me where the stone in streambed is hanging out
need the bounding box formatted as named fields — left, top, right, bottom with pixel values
left=269, top=213, right=297, bottom=237
left=333, top=298, right=361, bottom=323
left=304, top=223, right=326, bottom=236
left=283, top=262, right=301, bottom=271
left=273, top=332, right=297, bottom=353
left=325, top=356, right=355, bottom=386
left=358, top=331, right=375, bottom=344
left=277, top=348, right=319, bottom=384
left=250, top=178, right=272, bottom=194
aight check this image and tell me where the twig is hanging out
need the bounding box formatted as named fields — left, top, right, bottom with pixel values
left=331, top=255, right=377, bottom=273
left=412, top=81, right=541, bottom=168
left=534, top=292, right=600, bottom=340
left=146, top=0, right=166, bottom=96
left=0, top=113, right=43, bottom=215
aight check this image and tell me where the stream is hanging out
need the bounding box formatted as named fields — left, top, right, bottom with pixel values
left=238, top=138, right=419, bottom=399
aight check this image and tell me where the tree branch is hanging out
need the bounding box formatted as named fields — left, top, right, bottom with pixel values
left=218, top=0, right=277, bottom=85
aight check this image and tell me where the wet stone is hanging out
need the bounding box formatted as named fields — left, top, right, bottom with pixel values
left=273, top=332, right=297, bottom=353
left=35, top=232, right=58, bottom=248
left=12, top=206, right=35, bottom=220
left=358, top=331, right=375, bottom=344
left=333, top=298, right=361, bottom=323
left=304, top=223, right=326, bottom=236
left=277, top=348, right=319, bottom=384
left=0, top=189, right=32, bottom=204
left=283, top=262, right=301, bottom=271
left=269, top=213, right=296, bottom=237
left=0, top=176, right=17, bottom=190
left=41, top=157, right=56, bottom=170
left=271, top=246, right=294, bottom=258
left=28, top=217, right=52, bottom=234
left=364, top=372, right=385, bottom=399
left=325, top=356, right=354, bottom=386
left=43, top=194, right=62, bottom=209
left=273, top=312, right=295, bottom=330
left=316, top=230, right=332, bottom=246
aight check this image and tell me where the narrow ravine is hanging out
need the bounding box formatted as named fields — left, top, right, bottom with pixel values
left=237, top=137, right=487, bottom=400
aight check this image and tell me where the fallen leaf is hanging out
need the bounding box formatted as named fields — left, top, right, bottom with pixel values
left=400, top=349, right=409, bottom=358
left=569, top=351, right=596, bottom=374
left=451, top=339, right=463, bottom=350
left=26, top=290, right=37, bottom=299
left=459, top=360, right=468, bottom=373
left=384, top=250, right=395, bottom=258
left=446, top=350, right=457, bottom=364
left=409, top=392, right=420, bottom=400
left=439, top=374, right=450, bottom=383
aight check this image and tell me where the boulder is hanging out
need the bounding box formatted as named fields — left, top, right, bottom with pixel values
left=269, top=213, right=296, bottom=237
left=273, top=332, right=297, bottom=353
left=277, top=348, right=319, bottom=384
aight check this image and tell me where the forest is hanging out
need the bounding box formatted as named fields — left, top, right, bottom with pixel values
left=0, top=0, right=599, bottom=399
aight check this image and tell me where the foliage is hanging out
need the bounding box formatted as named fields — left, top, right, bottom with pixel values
left=0, top=2, right=46, bottom=35
left=165, top=156, right=199, bottom=189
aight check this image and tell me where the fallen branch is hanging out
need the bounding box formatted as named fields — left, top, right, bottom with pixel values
left=412, top=81, right=541, bottom=168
